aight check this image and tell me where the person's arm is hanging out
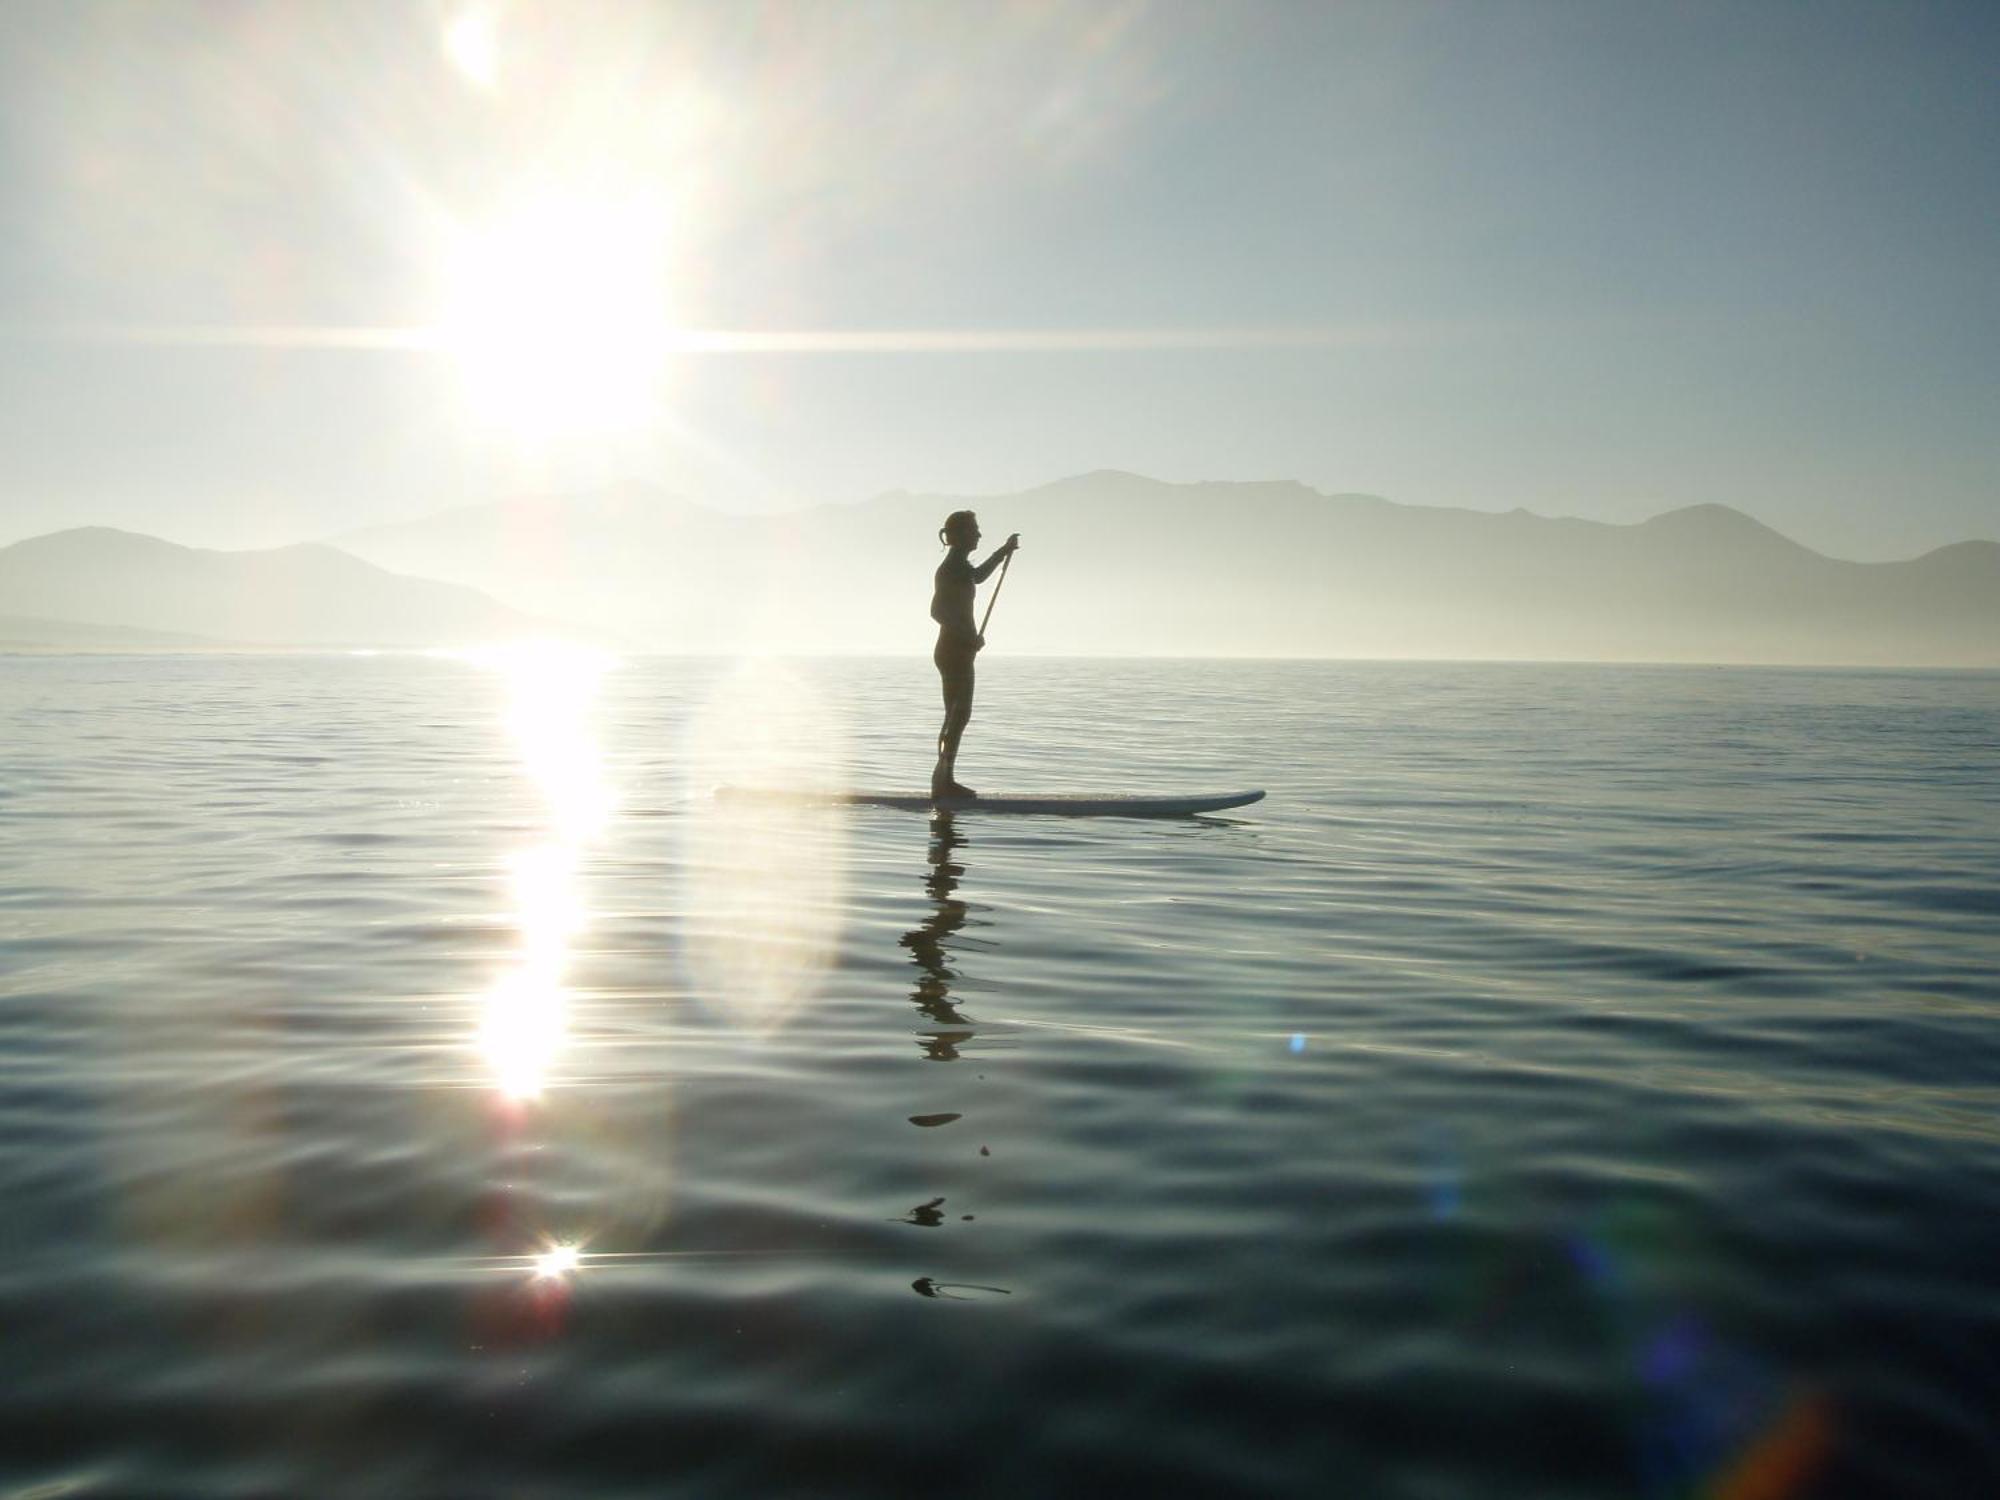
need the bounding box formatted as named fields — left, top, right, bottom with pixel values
left=972, top=534, right=1020, bottom=583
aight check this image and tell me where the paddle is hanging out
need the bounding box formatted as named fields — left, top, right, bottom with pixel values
left=979, top=548, right=1013, bottom=639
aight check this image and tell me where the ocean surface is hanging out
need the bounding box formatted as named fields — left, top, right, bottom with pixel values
left=2, top=653, right=1997, bottom=1499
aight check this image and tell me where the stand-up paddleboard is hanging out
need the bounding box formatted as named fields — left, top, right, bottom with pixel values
left=717, top=787, right=1265, bottom=817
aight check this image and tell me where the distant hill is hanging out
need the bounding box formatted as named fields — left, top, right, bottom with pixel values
left=0, top=613, right=231, bottom=651
left=331, top=483, right=771, bottom=652
left=327, top=474, right=2000, bottom=666
left=0, top=528, right=551, bottom=648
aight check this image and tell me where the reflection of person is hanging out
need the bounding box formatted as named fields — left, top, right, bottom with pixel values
left=930, top=511, right=1019, bottom=799
left=899, top=812, right=973, bottom=1061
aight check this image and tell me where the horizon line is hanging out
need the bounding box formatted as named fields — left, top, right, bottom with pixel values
left=6, top=320, right=1498, bottom=355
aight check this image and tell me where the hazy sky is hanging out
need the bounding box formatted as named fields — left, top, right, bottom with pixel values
left=0, top=0, right=1993, bottom=559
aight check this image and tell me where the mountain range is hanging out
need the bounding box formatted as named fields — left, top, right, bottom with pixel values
left=0, top=527, right=542, bottom=649
left=327, top=473, right=2000, bottom=666
left=1, top=475, right=1994, bottom=665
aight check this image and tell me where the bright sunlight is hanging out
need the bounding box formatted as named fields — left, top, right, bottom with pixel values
left=442, top=196, right=678, bottom=441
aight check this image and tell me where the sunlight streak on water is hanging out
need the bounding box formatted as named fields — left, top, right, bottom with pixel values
left=471, top=643, right=616, bottom=1099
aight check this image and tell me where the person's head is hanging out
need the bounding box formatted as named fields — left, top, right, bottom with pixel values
left=939, top=510, right=980, bottom=550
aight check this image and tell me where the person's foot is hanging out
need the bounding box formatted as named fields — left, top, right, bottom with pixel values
left=943, top=781, right=977, bottom=799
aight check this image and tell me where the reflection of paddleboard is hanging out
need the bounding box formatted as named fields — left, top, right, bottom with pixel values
left=716, top=788, right=1265, bottom=817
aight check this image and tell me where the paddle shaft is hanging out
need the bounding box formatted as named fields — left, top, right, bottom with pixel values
left=978, top=550, right=1012, bottom=638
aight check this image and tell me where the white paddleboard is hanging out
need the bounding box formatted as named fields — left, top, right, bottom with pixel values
left=716, top=787, right=1265, bottom=817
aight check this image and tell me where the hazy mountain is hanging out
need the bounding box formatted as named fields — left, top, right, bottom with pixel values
left=0, top=613, right=231, bottom=651
left=331, top=482, right=766, bottom=651
left=0, top=527, right=551, bottom=648
left=328, top=474, right=2000, bottom=666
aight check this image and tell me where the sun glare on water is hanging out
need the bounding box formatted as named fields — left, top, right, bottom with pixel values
left=468, top=642, right=617, bottom=1101
left=532, top=1243, right=584, bottom=1280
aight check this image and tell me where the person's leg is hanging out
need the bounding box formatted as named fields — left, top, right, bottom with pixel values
left=933, top=644, right=957, bottom=787
left=933, top=658, right=976, bottom=796
left=943, top=665, right=976, bottom=794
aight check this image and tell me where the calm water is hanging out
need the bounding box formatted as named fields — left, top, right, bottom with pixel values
left=2, top=654, right=1997, bottom=1498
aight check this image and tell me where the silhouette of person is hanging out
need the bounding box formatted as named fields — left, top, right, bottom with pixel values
left=930, top=511, right=1018, bottom=798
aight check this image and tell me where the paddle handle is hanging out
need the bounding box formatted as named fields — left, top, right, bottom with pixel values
left=978, top=549, right=1012, bottom=638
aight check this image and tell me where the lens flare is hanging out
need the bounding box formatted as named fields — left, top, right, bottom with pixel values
left=679, top=659, right=850, bottom=1031
left=443, top=9, right=500, bottom=90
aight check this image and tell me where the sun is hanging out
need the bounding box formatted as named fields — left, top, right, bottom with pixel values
left=442, top=196, right=678, bottom=440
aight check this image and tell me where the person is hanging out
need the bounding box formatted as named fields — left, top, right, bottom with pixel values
left=929, top=511, right=1019, bottom=798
